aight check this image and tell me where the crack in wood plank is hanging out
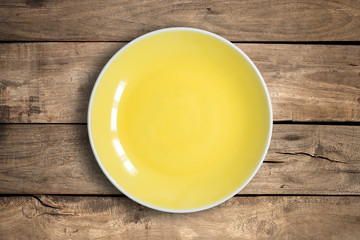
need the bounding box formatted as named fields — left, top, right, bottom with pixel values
left=25, top=195, right=80, bottom=218
left=31, top=195, right=61, bottom=209
left=263, top=160, right=285, bottom=164
left=275, top=152, right=348, bottom=164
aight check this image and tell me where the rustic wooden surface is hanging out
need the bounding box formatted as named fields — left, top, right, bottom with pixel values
left=0, top=0, right=359, bottom=41
left=0, top=0, right=360, bottom=239
left=1, top=43, right=359, bottom=123
left=0, top=124, right=359, bottom=195
left=0, top=195, right=359, bottom=239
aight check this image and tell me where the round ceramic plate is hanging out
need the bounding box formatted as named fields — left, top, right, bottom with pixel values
left=88, top=27, right=272, bottom=213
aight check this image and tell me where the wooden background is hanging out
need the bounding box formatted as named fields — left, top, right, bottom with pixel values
left=0, top=0, right=359, bottom=239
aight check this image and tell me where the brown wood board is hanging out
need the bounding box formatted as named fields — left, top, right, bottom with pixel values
left=1, top=43, right=359, bottom=123
left=0, top=124, right=359, bottom=195
left=0, top=0, right=359, bottom=42
left=0, top=195, right=359, bottom=239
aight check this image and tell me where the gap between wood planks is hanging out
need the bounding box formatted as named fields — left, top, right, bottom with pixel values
left=1, top=122, right=360, bottom=125
left=0, top=41, right=360, bottom=45
left=2, top=194, right=360, bottom=198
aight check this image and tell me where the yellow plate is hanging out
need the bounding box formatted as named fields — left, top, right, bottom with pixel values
left=88, top=28, right=272, bottom=213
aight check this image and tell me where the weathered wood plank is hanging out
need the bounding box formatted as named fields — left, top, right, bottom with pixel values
left=0, top=195, right=359, bottom=239
left=1, top=43, right=359, bottom=123
left=0, top=42, right=113, bottom=123
left=0, top=124, right=359, bottom=195
left=0, top=0, right=359, bottom=41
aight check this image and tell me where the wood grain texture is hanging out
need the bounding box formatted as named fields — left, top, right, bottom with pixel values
left=0, top=124, right=359, bottom=195
left=1, top=43, right=359, bottom=123
left=0, top=195, right=359, bottom=239
left=0, top=0, right=359, bottom=41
